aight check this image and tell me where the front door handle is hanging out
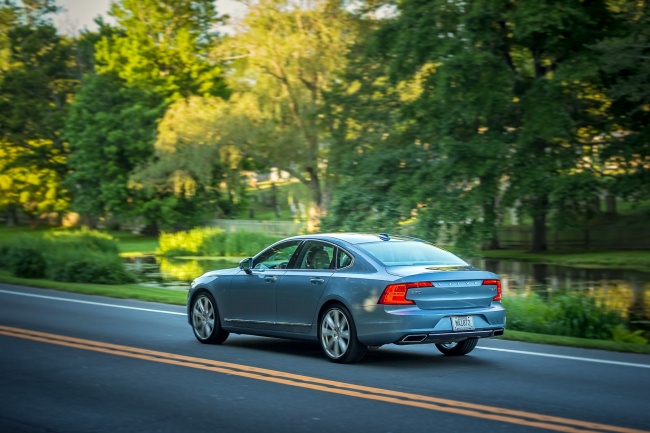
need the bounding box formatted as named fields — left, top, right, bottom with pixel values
left=310, top=278, right=325, bottom=284
left=265, top=276, right=277, bottom=283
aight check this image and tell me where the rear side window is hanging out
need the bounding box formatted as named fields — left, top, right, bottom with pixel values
left=357, top=241, right=467, bottom=267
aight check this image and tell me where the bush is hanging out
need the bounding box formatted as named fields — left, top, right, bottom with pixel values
left=45, top=229, right=120, bottom=254
left=0, top=231, right=133, bottom=284
left=502, top=292, right=552, bottom=334
left=46, top=249, right=135, bottom=285
left=546, top=293, right=625, bottom=340
left=223, top=231, right=282, bottom=257
left=503, top=290, right=629, bottom=341
left=158, top=227, right=226, bottom=256
left=4, top=247, right=46, bottom=279
left=157, top=228, right=282, bottom=257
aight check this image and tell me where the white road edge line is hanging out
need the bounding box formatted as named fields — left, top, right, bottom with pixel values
left=0, top=289, right=186, bottom=316
left=477, top=346, right=650, bottom=368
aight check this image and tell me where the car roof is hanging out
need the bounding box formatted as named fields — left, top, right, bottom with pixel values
left=292, top=233, right=427, bottom=245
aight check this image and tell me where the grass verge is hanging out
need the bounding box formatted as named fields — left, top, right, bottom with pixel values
left=1, top=271, right=648, bottom=355
left=0, top=271, right=186, bottom=305
left=500, top=329, right=650, bottom=355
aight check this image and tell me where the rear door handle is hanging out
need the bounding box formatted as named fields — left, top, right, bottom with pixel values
left=310, top=278, right=325, bottom=284
left=265, top=276, right=277, bottom=283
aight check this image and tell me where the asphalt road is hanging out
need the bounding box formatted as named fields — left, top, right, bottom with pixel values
left=0, top=283, right=649, bottom=433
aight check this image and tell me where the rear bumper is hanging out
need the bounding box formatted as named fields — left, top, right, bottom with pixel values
left=396, top=328, right=505, bottom=345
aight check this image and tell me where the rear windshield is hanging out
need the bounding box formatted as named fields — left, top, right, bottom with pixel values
left=357, top=241, right=468, bottom=267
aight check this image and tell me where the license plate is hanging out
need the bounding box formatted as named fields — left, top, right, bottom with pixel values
left=451, top=315, right=475, bottom=331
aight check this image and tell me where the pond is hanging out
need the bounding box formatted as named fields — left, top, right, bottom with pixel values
left=125, top=255, right=650, bottom=331
left=467, top=258, right=650, bottom=331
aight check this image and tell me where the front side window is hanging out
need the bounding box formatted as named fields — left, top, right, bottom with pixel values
left=357, top=241, right=467, bottom=267
left=253, top=240, right=301, bottom=270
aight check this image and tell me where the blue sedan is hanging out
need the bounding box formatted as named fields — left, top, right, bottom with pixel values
left=188, top=233, right=506, bottom=363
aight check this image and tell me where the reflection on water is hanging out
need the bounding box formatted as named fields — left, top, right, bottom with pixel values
left=124, top=256, right=238, bottom=291
left=468, top=259, right=650, bottom=330
left=125, top=255, right=650, bottom=330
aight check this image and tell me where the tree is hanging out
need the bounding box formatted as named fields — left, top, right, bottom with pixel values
left=65, top=0, right=229, bottom=231
left=0, top=0, right=75, bottom=225
left=63, top=73, right=164, bottom=227
left=211, top=0, right=362, bottom=228
left=95, top=0, right=227, bottom=101
left=131, top=96, right=248, bottom=220
left=325, top=0, right=622, bottom=251
left=594, top=1, right=650, bottom=203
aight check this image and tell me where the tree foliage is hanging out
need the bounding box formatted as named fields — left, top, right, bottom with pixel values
left=95, top=0, right=227, bottom=101
left=0, top=0, right=74, bottom=224
left=324, top=0, right=630, bottom=251
left=210, top=0, right=362, bottom=227
left=63, top=73, right=164, bottom=224
left=64, top=0, right=230, bottom=231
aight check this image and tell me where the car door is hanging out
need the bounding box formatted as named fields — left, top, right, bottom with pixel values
left=227, top=240, right=302, bottom=331
left=275, top=241, right=336, bottom=334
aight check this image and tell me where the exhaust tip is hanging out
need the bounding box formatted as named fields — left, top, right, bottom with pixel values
left=400, top=334, right=427, bottom=343
left=493, top=329, right=504, bottom=336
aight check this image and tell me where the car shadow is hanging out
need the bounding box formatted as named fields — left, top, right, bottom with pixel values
left=223, top=335, right=496, bottom=369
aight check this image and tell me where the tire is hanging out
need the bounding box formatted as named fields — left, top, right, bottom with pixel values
left=190, top=292, right=229, bottom=344
left=319, top=304, right=367, bottom=363
left=435, top=338, right=478, bottom=356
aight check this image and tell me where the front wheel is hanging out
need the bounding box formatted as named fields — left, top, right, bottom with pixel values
left=319, top=305, right=367, bottom=363
left=190, top=292, right=229, bottom=344
left=435, top=338, right=478, bottom=356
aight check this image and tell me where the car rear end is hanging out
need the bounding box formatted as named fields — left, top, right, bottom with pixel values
left=345, top=238, right=506, bottom=348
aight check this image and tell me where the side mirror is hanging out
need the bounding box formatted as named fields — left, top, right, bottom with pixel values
left=239, top=258, right=253, bottom=275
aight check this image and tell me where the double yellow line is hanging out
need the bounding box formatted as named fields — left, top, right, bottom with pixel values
left=0, top=325, right=645, bottom=433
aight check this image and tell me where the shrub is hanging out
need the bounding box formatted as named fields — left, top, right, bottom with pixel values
left=611, top=325, right=648, bottom=345
left=546, top=293, right=625, bottom=340
left=0, top=231, right=133, bottom=284
left=502, top=293, right=552, bottom=334
left=158, top=227, right=226, bottom=256
left=157, top=228, right=282, bottom=257
left=46, top=249, right=135, bottom=285
left=4, top=247, right=46, bottom=279
left=45, top=229, right=120, bottom=254
left=503, top=290, right=629, bottom=341
left=223, top=231, right=282, bottom=257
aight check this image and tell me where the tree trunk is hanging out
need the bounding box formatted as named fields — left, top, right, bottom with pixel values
left=82, top=214, right=98, bottom=229
left=529, top=193, right=549, bottom=252
left=481, top=198, right=501, bottom=250
left=531, top=208, right=548, bottom=252
left=305, top=167, right=323, bottom=232
left=5, top=205, right=18, bottom=227
left=140, top=221, right=160, bottom=236
left=605, top=194, right=617, bottom=215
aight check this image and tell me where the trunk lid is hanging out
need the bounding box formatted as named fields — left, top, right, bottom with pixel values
left=387, top=267, right=499, bottom=310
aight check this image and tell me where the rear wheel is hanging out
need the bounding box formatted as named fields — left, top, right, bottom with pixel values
left=190, top=292, right=229, bottom=344
left=435, top=338, right=478, bottom=356
left=319, top=305, right=367, bottom=363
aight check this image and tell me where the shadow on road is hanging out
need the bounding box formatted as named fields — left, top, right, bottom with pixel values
left=221, top=335, right=498, bottom=369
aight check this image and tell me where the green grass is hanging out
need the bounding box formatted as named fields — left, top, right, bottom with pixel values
left=500, top=330, right=650, bottom=354
left=478, top=249, right=650, bottom=272
left=0, top=270, right=186, bottom=305
left=104, top=231, right=158, bottom=255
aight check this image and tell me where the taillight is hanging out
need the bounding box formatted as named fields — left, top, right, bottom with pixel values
left=378, top=281, right=432, bottom=305
left=483, top=279, right=502, bottom=301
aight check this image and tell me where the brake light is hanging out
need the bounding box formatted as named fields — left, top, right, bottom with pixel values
left=378, top=281, right=432, bottom=305
left=483, top=279, right=502, bottom=301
